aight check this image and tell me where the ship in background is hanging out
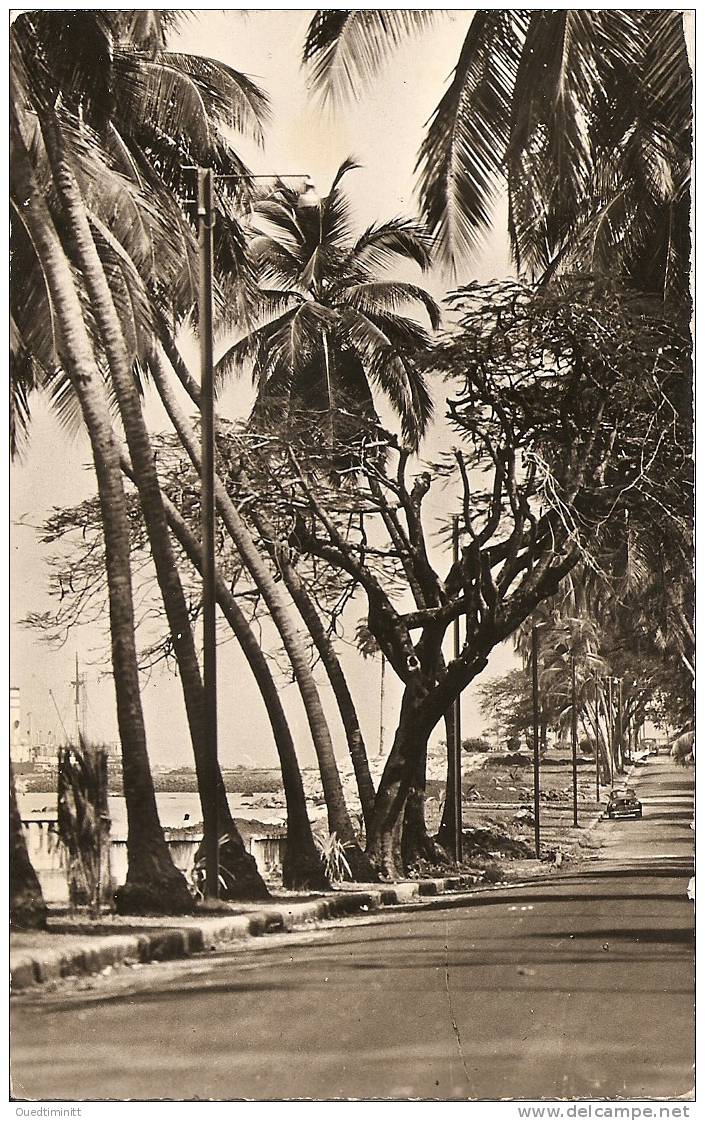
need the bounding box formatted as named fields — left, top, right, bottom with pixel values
left=10, top=665, right=121, bottom=792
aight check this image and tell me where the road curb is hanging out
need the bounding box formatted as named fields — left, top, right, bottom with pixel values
left=10, top=875, right=479, bottom=991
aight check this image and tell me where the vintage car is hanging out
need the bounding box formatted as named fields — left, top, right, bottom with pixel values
left=606, top=787, right=643, bottom=819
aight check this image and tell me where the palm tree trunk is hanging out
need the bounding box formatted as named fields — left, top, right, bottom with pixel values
left=596, top=691, right=614, bottom=785
left=11, top=117, right=192, bottom=915
left=10, top=763, right=46, bottom=930
left=42, top=115, right=268, bottom=901
left=157, top=488, right=328, bottom=889
left=150, top=349, right=375, bottom=879
left=247, top=500, right=376, bottom=833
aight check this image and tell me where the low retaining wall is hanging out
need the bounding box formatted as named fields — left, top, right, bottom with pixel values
left=21, top=817, right=287, bottom=902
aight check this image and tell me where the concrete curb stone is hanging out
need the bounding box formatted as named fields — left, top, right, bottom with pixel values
left=10, top=876, right=479, bottom=992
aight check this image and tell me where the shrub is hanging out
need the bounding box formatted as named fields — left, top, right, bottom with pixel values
left=462, top=736, right=493, bottom=753
left=313, top=831, right=352, bottom=883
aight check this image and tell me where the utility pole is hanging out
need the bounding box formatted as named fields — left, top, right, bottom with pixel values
left=571, top=653, right=579, bottom=827
left=452, top=515, right=463, bottom=864
left=592, top=677, right=601, bottom=802
left=72, top=653, right=84, bottom=745
left=617, top=678, right=624, bottom=770
left=198, top=167, right=220, bottom=902
left=189, top=166, right=315, bottom=901
left=531, top=624, right=541, bottom=859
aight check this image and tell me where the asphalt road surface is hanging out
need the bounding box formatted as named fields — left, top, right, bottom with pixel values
left=12, top=758, right=694, bottom=1101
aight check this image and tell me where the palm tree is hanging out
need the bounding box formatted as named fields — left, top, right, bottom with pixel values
left=214, top=165, right=440, bottom=840
left=42, top=113, right=268, bottom=903
left=11, top=10, right=273, bottom=902
left=303, top=11, right=692, bottom=296
left=149, top=349, right=376, bottom=881
left=245, top=498, right=377, bottom=833
left=217, top=160, right=440, bottom=449
left=11, top=117, right=193, bottom=913
left=10, top=763, right=47, bottom=930
left=155, top=485, right=328, bottom=890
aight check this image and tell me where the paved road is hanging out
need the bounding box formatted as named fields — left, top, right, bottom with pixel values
left=11, top=758, right=693, bottom=1100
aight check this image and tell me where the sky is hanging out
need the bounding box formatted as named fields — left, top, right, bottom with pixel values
left=10, top=9, right=519, bottom=769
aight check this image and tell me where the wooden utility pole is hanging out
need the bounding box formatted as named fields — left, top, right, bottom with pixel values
left=452, top=515, right=463, bottom=864
left=198, top=167, right=220, bottom=901
left=571, top=653, right=579, bottom=827
left=531, top=625, right=541, bottom=859
left=617, top=678, right=624, bottom=770
left=593, top=678, right=601, bottom=802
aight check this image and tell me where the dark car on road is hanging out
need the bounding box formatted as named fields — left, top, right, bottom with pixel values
left=606, top=787, right=643, bottom=819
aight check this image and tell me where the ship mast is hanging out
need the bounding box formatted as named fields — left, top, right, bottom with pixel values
left=71, top=653, right=85, bottom=744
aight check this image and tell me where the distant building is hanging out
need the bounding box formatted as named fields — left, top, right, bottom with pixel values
left=10, top=686, right=21, bottom=745
left=10, top=686, right=34, bottom=764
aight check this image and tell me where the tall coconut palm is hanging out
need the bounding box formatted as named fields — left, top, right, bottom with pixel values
left=155, top=486, right=328, bottom=890
left=245, top=495, right=377, bottom=833
left=40, top=114, right=268, bottom=902
left=11, top=117, right=193, bottom=913
left=303, top=11, right=692, bottom=296
left=10, top=763, right=46, bottom=930
left=149, top=349, right=376, bottom=881
left=217, top=160, right=440, bottom=449
left=213, top=166, right=439, bottom=830
left=11, top=9, right=273, bottom=901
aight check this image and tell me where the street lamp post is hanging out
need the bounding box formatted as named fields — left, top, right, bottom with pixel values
left=606, top=675, right=614, bottom=783
left=197, top=167, right=219, bottom=901
left=617, top=677, right=624, bottom=770
left=194, top=166, right=312, bottom=900
left=452, top=515, right=463, bottom=864
left=531, top=624, right=542, bottom=859
left=592, top=676, right=602, bottom=802
left=571, top=652, right=579, bottom=827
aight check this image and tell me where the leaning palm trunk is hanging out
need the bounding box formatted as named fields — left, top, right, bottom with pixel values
left=10, top=762, right=46, bottom=930
left=247, top=500, right=376, bottom=833
left=12, top=118, right=192, bottom=915
left=43, top=116, right=267, bottom=902
left=150, top=353, right=374, bottom=880
left=158, top=489, right=328, bottom=890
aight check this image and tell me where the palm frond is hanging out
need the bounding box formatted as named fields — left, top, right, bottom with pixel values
left=329, top=155, right=362, bottom=195
left=87, top=213, right=158, bottom=366
left=336, top=281, right=441, bottom=331
left=353, top=307, right=433, bottom=354
left=507, top=12, right=598, bottom=226
left=111, top=52, right=214, bottom=158
left=163, top=53, right=270, bottom=145
left=215, top=304, right=300, bottom=388
left=641, top=10, right=692, bottom=150
left=267, top=302, right=339, bottom=377
left=416, top=10, right=527, bottom=270
left=10, top=205, right=60, bottom=378
left=346, top=217, right=434, bottom=275
left=12, top=11, right=115, bottom=129
left=338, top=306, right=433, bottom=446
left=248, top=234, right=304, bottom=288
left=320, top=169, right=357, bottom=251
left=9, top=313, right=39, bottom=459
left=303, top=9, right=442, bottom=108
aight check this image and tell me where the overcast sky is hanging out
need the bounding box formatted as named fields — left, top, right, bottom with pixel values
left=11, top=10, right=517, bottom=769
